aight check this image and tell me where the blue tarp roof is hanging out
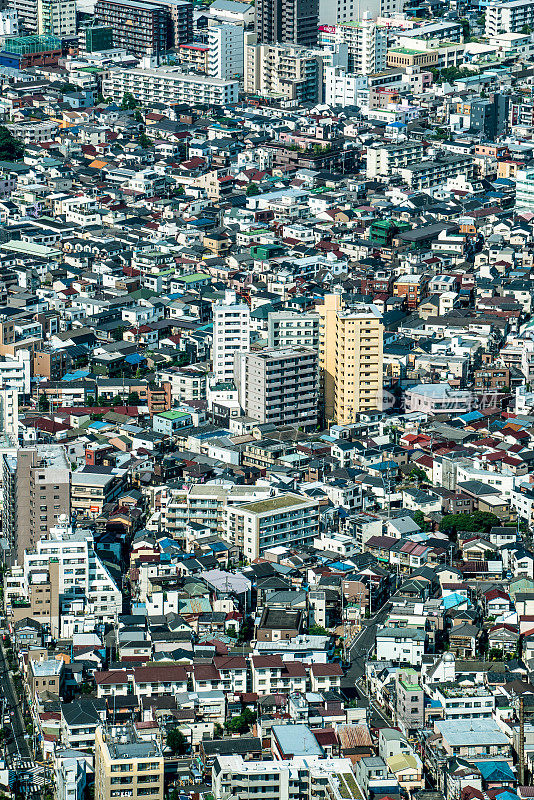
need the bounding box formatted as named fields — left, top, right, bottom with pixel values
left=125, top=353, right=146, bottom=365
left=477, top=762, right=515, bottom=782
left=441, top=592, right=471, bottom=610
left=457, top=411, right=484, bottom=423
left=62, top=369, right=90, bottom=381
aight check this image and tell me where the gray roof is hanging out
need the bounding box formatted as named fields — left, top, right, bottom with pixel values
left=434, top=719, right=509, bottom=747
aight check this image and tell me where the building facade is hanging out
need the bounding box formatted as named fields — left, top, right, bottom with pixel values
left=255, top=0, right=319, bottom=47
left=212, top=290, right=250, bottom=381
left=102, top=65, right=240, bottom=106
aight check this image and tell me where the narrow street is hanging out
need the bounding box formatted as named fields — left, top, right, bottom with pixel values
left=0, top=639, right=32, bottom=767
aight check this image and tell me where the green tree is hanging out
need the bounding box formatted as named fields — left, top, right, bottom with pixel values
left=307, top=624, right=330, bottom=636
left=138, top=133, right=153, bottom=149
left=522, top=24, right=532, bottom=33
left=246, top=183, right=260, bottom=196
left=111, top=326, right=126, bottom=341
left=167, top=727, right=187, bottom=755
left=440, top=513, right=478, bottom=535
left=127, top=391, right=140, bottom=405
left=460, top=18, right=470, bottom=39
left=471, top=511, right=500, bottom=532
left=134, top=109, right=144, bottom=123
left=225, top=708, right=256, bottom=734
left=38, top=394, right=50, bottom=412
left=0, top=126, right=24, bottom=161
left=409, top=466, right=427, bottom=483
left=413, top=510, right=431, bottom=532
left=121, top=92, right=138, bottom=110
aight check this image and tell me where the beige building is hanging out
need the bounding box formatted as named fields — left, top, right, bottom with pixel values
left=2, top=446, right=71, bottom=566
left=244, top=42, right=324, bottom=103
left=225, top=493, right=320, bottom=561
left=95, top=726, right=164, bottom=800
left=318, top=292, right=384, bottom=424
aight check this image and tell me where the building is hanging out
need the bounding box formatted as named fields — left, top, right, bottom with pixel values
left=37, top=0, right=76, bottom=36
left=2, top=445, right=71, bottom=566
left=158, top=0, right=192, bottom=44
left=255, top=0, right=319, bottom=47
left=244, top=42, right=324, bottom=102
left=95, top=0, right=172, bottom=55
left=404, top=384, right=474, bottom=415
left=213, top=290, right=250, bottom=381
left=318, top=292, right=384, bottom=424
left=366, top=140, right=424, bottom=179
left=81, top=24, right=113, bottom=52
left=267, top=310, right=319, bottom=349
left=70, top=466, right=125, bottom=518
left=486, top=0, right=534, bottom=36
left=321, top=15, right=387, bottom=74
left=95, top=726, right=164, bottom=800
left=397, top=154, right=474, bottom=191
left=318, top=0, right=403, bottom=24
left=375, top=626, right=426, bottom=665
left=212, top=754, right=362, bottom=800
left=515, top=167, right=534, bottom=210
left=0, top=9, right=18, bottom=36
left=395, top=669, right=424, bottom=738
left=9, top=0, right=38, bottom=33
left=0, top=351, right=31, bottom=395
left=234, top=347, right=318, bottom=429
left=324, top=65, right=366, bottom=107
left=225, top=493, right=320, bottom=560
left=208, top=22, right=244, bottom=79
left=102, top=65, right=239, bottom=106
left=55, top=750, right=88, bottom=800
left=0, top=388, right=18, bottom=439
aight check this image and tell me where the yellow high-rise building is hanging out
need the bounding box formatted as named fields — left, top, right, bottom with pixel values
left=318, top=292, right=384, bottom=424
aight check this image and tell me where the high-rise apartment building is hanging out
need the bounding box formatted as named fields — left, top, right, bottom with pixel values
left=212, top=290, right=250, bottom=381
left=318, top=292, right=383, bottom=424
left=267, top=310, right=319, bottom=349
left=0, top=388, right=18, bottom=440
left=255, top=0, right=319, bottom=47
left=234, top=347, right=318, bottom=429
left=2, top=445, right=71, bottom=566
left=157, top=0, right=192, bottom=44
left=95, top=726, right=164, bottom=800
left=486, top=0, right=534, bottom=36
left=319, top=14, right=387, bottom=73
left=9, top=0, right=37, bottom=32
left=37, top=0, right=76, bottom=36
left=244, top=42, right=323, bottom=102
left=207, top=22, right=244, bottom=79
left=95, top=0, right=171, bottom=55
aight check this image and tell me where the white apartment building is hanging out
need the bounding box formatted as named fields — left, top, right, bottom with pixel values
left=515, top=168, right=534, bottom=210
left=319, top=0, right=404, bottom=23
left=37, top=0, right=76, bottom=36
left=266, top=310, right=319, bottom=349
left=319, top=15, right=387, bottom=74
left=0, top=388, right=18, bottom=439
left=366, top=140, right=425, bottom=178
left=0, top=350, right=31, bottom=395
left=324, top=65, right=367, bottom=107
left=212, top=289, right=250, bottom=381
left=207, top=22, right=244, bottom=79
left=22, top=516, right=122, bottom=636
left=225, top=493, right=320, bottom=560
left=0, top=9, right=18, bottom=36
left=102, top=66, right=239, bottom=108
left=486, top=0, right=534, bottom=35
left=244, top=43, right=324, bottom=103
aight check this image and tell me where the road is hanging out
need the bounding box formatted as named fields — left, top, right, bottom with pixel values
left=0, top=639, right=32, bottom=767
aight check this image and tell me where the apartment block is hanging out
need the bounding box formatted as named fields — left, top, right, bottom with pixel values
left=366, top=140, right=424, bottom=179
left=324, top=66, right=367, bottom=107
left=95, top=0, right=171, bottom=55
left=157, top=0, right=192, bottom=44
left=395, top=669, right=424, bottom=738
left=70, top=466, right=125, bottom=518
left=320, top=15, right=387, bottom=74
left=2, top=445, right=71, bottom=566
left=213, top=290, right=250, bottom=381
left=37, top=0, right=76, bottom=36
left=225, top=493, right=320, bottom=560
left=95, top=726, right=164, bottom=800
left=207, top=22, right=244, bottom=79
left=318, top=292, right=384, bottom=424
left=244, top=42, right=324, bottom=103
left=267, top=310, right=319, bottom=349
left=397, top=154, right=474, bottom=190
left=486, top=0, right=534, bottom=35
left=255, top=0, right=319, bottom=48
left=102, top=66, right=239, bottom=107
left=234, top=346, right=318, bottom=429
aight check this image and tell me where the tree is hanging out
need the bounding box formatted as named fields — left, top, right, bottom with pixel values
left=128, top=391, right=140, bottom=405
left=522, top=24, right=532, bottom=33
left=138, top=133, right=153, bottom=149
left=308, top=624, right=330, bottom=636
left=413, top=510, right=431, bottom=532
left=167, top=727, right=187, bottom=755
left=134, top=109, right=144, bottom=123
left=38, top=394, right=50, bottom=412
left=488, top=647, right=503, bottom=660
left=0, top=126, right=24, bottom=161
left=121, top=92, right=137, bottom=110
left=440, top=513, right=478, bottom=535
left=409, top=466, right=427, bottom=484
left=224, top=708, right=256, bottom=734
left=111, top=326, right=126, bottom=341
left=459, top=18, right=470, bottom=39
left=471, top=511, right=500, bottom=532
left=246, top=183, right=260, bottom=196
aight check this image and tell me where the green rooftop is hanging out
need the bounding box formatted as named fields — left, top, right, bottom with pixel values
left=157, top=410, right=191, bottom=420
left=242, top=493, right=310, bottom=514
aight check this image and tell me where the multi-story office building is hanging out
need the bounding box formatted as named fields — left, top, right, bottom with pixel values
left=244, top=42, right=323, bottom=102
left=37, top=0, right=76, bottom=36
left=95, top=726, right=164, bottom=800
left=207, top=22, right=244, bottom=79
left=225, top=493, right=320, bottom=560
left=318, top=292, right=384, bottom=424
left=212, top=290, right=250, bottom=381
left=2, top=445, right=71, bottom=566
left=486, top=0, right=534, bottom=35
left=95, top=0, right=172, bottom=55
left=235, top=347, right=318, bottom=429
left=366, top=140, right=425, bottom=179
left=267, top=310, right=319, bottom=349
left=255, top=0, right=319, bottom=47
left=102, top=65, right=239, bottom=108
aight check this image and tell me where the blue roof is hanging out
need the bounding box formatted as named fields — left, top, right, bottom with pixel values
left=125, top=353, right=146, bottom=365
left=88, top=420, right=109, bottom=430
left=369, top=460, right=398, bottom=471
left=272, top=725, right=323, bottom=757
left=328, top=561, right=355, bottom=572
left=62, top=369, right=90, bottom=381
left=441, top=592, right=471, bottom=610
left=477, top=762, right=514, bottom=782
left=457, top=411, right=483, bottom=423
